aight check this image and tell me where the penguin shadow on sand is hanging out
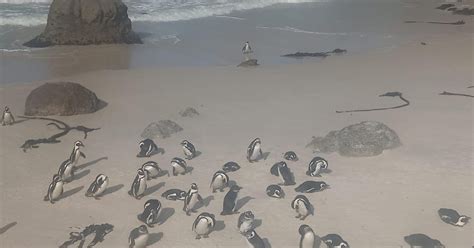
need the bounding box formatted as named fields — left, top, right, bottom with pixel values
left=253, top=219, right=263, bottom=229
left=263, top=238, right=272, bottom=248
left=146, top=232, right=163, bottom=246
left=261, top=152, right=271, bottom=161
left=76, top=157, right=108, bottom=170
left=100, top=184, right=124, bottom=197
left=59, top=186, right=84, bottom=201
left=144, top=182, right=166, bottom=196
left=185, top=166, right=194, bottom=175
left=191, top=151, right=203, bottom=159
left=214, top=220, right=226, bottom=233
left=235, top=196, right=254, bottom=212
left=70, top=169, right=91, bottom=182
left=195, top=195, right=215, bottom=210
left=0, top=222, right=17, bottom=235
left=156, top=208, right=175, bottom=225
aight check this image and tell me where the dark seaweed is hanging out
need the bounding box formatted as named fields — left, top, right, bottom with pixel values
left=336, top=92, right=410, bottom=113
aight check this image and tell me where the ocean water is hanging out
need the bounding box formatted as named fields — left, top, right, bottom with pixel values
left=0, top=0, right=471, bottom=84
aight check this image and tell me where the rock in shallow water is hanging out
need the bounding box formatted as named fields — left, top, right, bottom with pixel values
left=238, top=59, right=259, bottom=67
left=141, top=120, right=183, bottom=139
left=307, top=121, right=401, bottom=157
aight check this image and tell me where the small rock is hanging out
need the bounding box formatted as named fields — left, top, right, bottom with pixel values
left=238, top=59, right=259, bottom=67
left=141, top=120, right=183, bottom=139
left=179, top=107, right=200, bottom=117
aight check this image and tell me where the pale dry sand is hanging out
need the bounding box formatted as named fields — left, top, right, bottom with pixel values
left=0, top=33, right=472, bottom=247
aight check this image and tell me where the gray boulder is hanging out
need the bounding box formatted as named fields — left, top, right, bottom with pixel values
left=238, top=59, right=259, bottom=67
left=23, top=0, right=141, bottom=47
left=179, top=107, right=200, bottom=118
left=306, top=121, right=401, bottom=157
left=141, top=120, right=183, bottom=139
left=24, top=82, right=105, bottom=116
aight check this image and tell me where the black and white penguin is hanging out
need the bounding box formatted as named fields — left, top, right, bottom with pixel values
left=270, top=161, right=295, bottom=186
left=321, top=234, right=349, bottom=248
left=141, top=161, right=165, bottom=180
left=137, top=139, right=159, bottom=157
left=161, top=189, right=187, bottom=201
left=222, top=161, right=241, bottom=172
left=184, top=183, right=203, bottom=215
left=192, top=212, right=216, bottom=239
left=244, top=230, right=265, bottom=248
left=299, top=225, right=316, bottom=248
left=170, top=157, right=187, bottom=176
left=284, top=151, right=298, bottom=161
left=85, top=174, right=109, bottom=199
left=1, top=106, right=15, bottom=126
left=242, top=41, right=252, bottom=54
left=238, top=211, right=255, bottom=234
left=69, top=140, right=86, bottom=167
left=57, top=159, right=75, bottom=182
left=128, top=225, right=149, bottom=248
left=44, top=174, right=64, bottom=204
left=129, top=169, right=147, bottom=200
left=307, top=157, right=328, bottom=177
left=266, top=185, right=284, bottom=199
left=247, top=138, right=263, bottom=163
left=291, top=195, right=313, bottom=220
left=295, top=181, right=330, bottom=193
left=221, top=185, right=242, bottom=215
left=210, top=170, right=229, bottom=193
left=438, top=208, right=470, bottom=227
left=139, top=199, right=161, bottom=227
left=404, top=234, right=444, bottom=248
left=181, top=140, right=197, bottom=160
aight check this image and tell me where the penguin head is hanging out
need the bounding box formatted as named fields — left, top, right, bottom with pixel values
left=74, top=141, right=84, bottom=147
left=191, top=183, right=198, bottom=190
left=456, top=216, right=470, bottom=226
left=298, top=225, right=313, bottom=236
left=137, top=169, right=146, bottom=178
left=244, top=211, right=254, bottom=220
left=4, top=106, right=10, bottom=113
left=180, top=140, right=189, bottom=146
left=254, top=138, right=261, bottom=144
left=280, top=161, right=287, bottom=168
left=341, top=242, right=350, bottom=248
left=320, top=182, right=330, bottom=189
left=52, top=174, right=62, bottom=182
left=244, top=230, right=256, bottom=239
left=230, top=185, right=242, bottom=192
left=138, top=225, right=148, bottom=234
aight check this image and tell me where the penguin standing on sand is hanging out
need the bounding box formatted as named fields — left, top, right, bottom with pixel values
left=184, top=183, right=203, bottom=215
left=221, top=185, right=242, bottom=215
left=266, top=185, right=284, bottom=199
left=270, top=161, right=295, bottom=185
left=438, top=208, right=470, bottom=227
left=403, top=234, right=443, bottom=248
left=139, top=199, right=162, bottom=227
left=192, top=212, right=216, bottom=239
left=129, top=169, right=147, bottom=199
left=161, top=189, right=187, bottom=201
left=295, top=181, right=330, bottom=193
left=129, top=225, right=149, bottom=248
left=238, top=211, right=255, bottom=234
left=57, top=159, right=75, bottom=182
left=1, top=106, right=15, bottom=126
left=307, top=157, right=328, bottom=177
left=137, top=139, right=159, bottom=157
left=181, top=140, right=197, bottom=160
left=291, top=195, right=313, bottom=220
left=85, top=174, right=109, bottom=199
left=170, top=157, right=187, bottom=176
left=321, top=234, right=349, bottom=248
left=284, top=151, right=298, bottom=161
left=210, top=170, right=230, bottom=193
left=69, top=141, right=85, bottom=166
left=141, top=161, right=165, bottom=180
left=244, top=230, right=265, bottom=248
left=44, top=174, right=64, bottom=204
left=299, top=225, right=316, bottom=248
left=247, top=138, right=263, bottom=163
left=242, top=41, right=253, bottom=61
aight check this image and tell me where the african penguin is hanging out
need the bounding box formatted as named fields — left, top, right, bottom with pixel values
left=69, top=140, right=85, bottom=167
left=44, top=174, right=64, bottom=204
left=184, top=183, right=203, bottom=215
left=57, top=159, right=75, bottom=182
left=128, top=225, right=149, bottom=248
left=137, top=139, right=159, bottom=157
left=192, top=212, right=216, bottom=239
left=295, top=181, right=330, bottom=193
left=161, top=189, right=187, bottom=201
left=247, top=138, right=263, bottom=163
left=404, top=233, right=444, bottom=248
left=244, top=230, right=265, bottom=248
left=284, top=151, right=298, bottom=161
left=238, top=211, right=255, bottom=234
left=223, top=161, right=241, bottom=172
left=307, top=157, right=328, bottom=177
left=181, top=140, right=197, bottom=160
left=141, top=161, right=165, bottom=180
left=438, top=208, right=470, bottom=227
left=1, top=106, right=15, bottom=126
left=299, top=225, right=316, bottom=248
left=270, top=161, right=295, bottom=185
left=266, top=185, right=284, bottom=199
left=85, top=174, right=109, bottom=199
left=221, top=185, right=242, bottom=215
left=139, top=199, right=161, bottom=227
left=129, top=169, right=147, bottom=199
left=291, top=195, right=313, bottom=220
left=170, top=157, right=187, bottom=176
left=210, top=170, right=230, bottom=193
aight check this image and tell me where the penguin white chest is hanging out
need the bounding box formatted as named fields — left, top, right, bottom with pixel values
left=213, top=176, right=225, bottom=188
left=137, top=179, right=146, bottom=195
left=188, top=194, right=199, bottom=209
left=301, top=232, right=315, bottom=248
left=195, top=219, right=210, bottom=235
left=184, top=147, right=193, bottom=156
left=132, top=234, right=149, bottom=248
left=3, top=113, right=13, bottom=124
left=240, top=219, right=253, bottom=233
left=172, top=162, right=185, bottom=174
left=51, top=181, right=64, bottom=200
left=63, top=164, right=74, bottom=179
left=297, top=201, right=309, bottom=216
left=72, top=150, right=81, bottom=165
left=250, top=143, right=261, bottom=160
left=95, top=178, right=109, bottom=196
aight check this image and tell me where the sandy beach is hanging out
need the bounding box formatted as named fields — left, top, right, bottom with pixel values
left=0, top=28, right=472, bottom=248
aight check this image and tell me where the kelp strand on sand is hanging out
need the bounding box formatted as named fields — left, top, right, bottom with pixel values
left=336, top=92, right=410, bottom=113
left=18, top=116, right=100, bottom=152
left=404, top=20, right=465, bottom=25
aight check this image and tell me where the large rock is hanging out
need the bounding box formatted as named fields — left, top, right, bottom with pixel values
left=306, top=121, right=401, bottom=157
left=25, top=82, right=105, bottom=116
left=141, top=120, right=183, bottom=139
left=23, top=0, right=142, bottom=47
